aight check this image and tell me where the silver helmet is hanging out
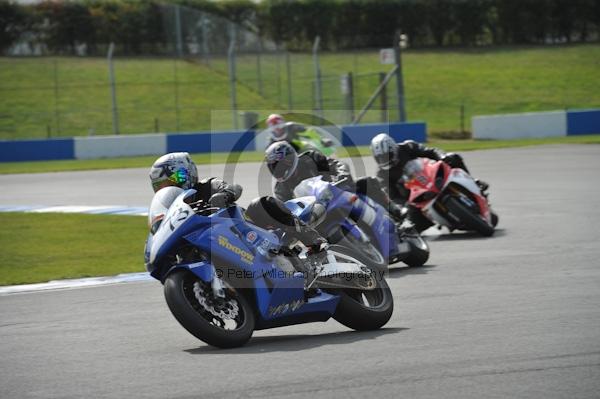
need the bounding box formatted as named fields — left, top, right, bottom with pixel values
left=370, top=133, right=398, bottom=170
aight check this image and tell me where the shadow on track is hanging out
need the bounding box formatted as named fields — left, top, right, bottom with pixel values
left=425, top=228, right=507, bottom=242
left=184, top=327, right=407, bottom=354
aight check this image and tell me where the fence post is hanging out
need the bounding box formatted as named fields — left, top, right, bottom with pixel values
left=52, top=59, right=60, bottom=136
left=312, top=36, right=323, bottom=117
left=256, top=38, right=263, bottom=96
left=228, top=27, right=238, bottom=130
left=379, top=72, right=388, bottom=122
left=276, top=45, right=282, bottom=105
left=394, top=31, right=407, bottom=122
left=285, top=51, right=293, bottom=110
left=107, top=42, right=119, bottom=135
left=173, top=58, right=181, bottom=132
left=460, top=103, right=465, bottom=135
left=175, top=5, right=183, bottom=58
left=341, top=72, right=354, bottom=123
left=201, top=13, right=210, bottom=65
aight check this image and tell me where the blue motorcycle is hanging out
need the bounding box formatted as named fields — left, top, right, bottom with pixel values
left=290, top=176, right=430, bottom=269
left=144, top=189, right=393, bottom=348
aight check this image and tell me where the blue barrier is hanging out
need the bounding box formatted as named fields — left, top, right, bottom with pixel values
left=567, top=109, right=600, bottom=136
left=0, top=122, right=427, bottom=162
left=0, top=138, right=74, bottom=162
left=341, top=122, right=427, bottom=147
left=166, top=130, right=256, bottom=153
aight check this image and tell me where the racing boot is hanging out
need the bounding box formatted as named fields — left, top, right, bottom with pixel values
left=389, top=202, right=408, bottom=224
left=475, top=179, right=489, bottom=194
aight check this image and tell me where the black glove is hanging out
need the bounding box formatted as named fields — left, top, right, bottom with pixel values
left=230, top=184, right=243, bottom=201
left=389, top=202, right=408, bottom=222
left=209, top=192, right=232, bottom=208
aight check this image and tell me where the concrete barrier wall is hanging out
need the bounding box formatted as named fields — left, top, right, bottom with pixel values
left=473, top=109, right=600, bottom=139
left=74, top=134, right=167, bottom=160
left=473, top=111, right=567, bottom=139
left=341, top=122, right=427, bottom=146
left=567, top=110, right=600, bottom=136
left=166, top=131, right=255, bottom=154
left=1, top=121, right=426, bottom=162
left=0, top=138, right=74, bottom=162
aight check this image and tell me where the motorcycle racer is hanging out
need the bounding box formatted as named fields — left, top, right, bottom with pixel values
left=370, top=133, right=490, bottom=231
left=147, top=152, right=242, bottom=234
left=265, top=113, right=335, bottom=154
left=265, top=141, right=406, bottom=222
left=265, top=114, right=307, bottom=148
left=147, top=152, right=326, bottom=251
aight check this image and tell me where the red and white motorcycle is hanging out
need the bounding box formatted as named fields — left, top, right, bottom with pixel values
left=402, top=158, right=498, bottom=236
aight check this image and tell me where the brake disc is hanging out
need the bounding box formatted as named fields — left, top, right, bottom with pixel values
left=193, top=282, right=239, bottom=320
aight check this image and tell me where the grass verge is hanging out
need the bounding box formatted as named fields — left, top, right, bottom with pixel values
left=1, top=135, right=599, bottom=174
left=0, top=212, right=147, bottom=286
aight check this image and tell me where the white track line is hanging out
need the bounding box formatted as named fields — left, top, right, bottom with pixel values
left=0, top=205, right=147, bottom=216
left=0, top=273, right=153, bottom=296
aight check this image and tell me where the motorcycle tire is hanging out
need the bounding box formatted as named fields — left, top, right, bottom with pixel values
left=445, top=196, right=495, bottom=237
left=335, top=226, right=388, bottom=273
left=164, top=270, right=255, bottom=348
left=329, top=247, right=393, bottom=331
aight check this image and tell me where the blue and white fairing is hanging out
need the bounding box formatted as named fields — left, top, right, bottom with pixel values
left=143, top=189, right=341, bottom=326
left=292, top=176, right=401, bottom=261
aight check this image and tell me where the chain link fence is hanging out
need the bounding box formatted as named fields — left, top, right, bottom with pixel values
left=0, top=4, right=404, bottom=140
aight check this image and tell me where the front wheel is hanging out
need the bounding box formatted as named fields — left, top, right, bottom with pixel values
left=336, top=226, right=387, bottom=272
left=445, top=196, right=495, bottom=237
left=164, top=270, right=255, bottom=348
left=328, top=246, right=393, bottom=331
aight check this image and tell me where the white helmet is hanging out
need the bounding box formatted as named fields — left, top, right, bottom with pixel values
left=370, top=133, right=398, bottom=170
left=266, top=113, right=287, bottom=141
left=149, top=152, right=198, bottom=193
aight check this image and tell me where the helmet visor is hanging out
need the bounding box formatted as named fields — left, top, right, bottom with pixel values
left=375, top=151, right=394, bottom=170
left=169, top=167, right=189, bottom=186
left=268, top=154, right=298, bottom=182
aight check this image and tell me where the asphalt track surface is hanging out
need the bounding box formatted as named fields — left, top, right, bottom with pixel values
left=1, top=145, right=600, bottom=398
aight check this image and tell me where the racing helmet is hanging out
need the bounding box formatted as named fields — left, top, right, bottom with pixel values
left=266, top=113, right=287, bottom=141
left=370, top=133, right=398, bottom=170
left=149, top=152, right=198, bottom=193
left=265, top=141, right=298, bottom=182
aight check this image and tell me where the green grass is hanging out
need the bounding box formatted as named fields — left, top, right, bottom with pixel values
left=1, top=135, right=599, bottom=174
left=0, top=212, right=147, bottom=286
left=1, top=44, right=599, bottom=140
left=0, top=151, right=266, bottom=174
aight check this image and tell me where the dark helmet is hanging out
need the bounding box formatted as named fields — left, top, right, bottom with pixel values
left=265, top=141, right=298, bottom=182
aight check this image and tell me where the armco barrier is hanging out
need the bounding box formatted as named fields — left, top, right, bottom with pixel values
left=473, top=109, right=600, bottom=140
left=74, top=134, right=167, bottom=160
left=0, top=121, right=427, bottom=162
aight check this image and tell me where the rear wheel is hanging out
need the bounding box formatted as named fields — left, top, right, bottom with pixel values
left=327, top=247, right=393, bottom=331
left=445, top=196, right=495, bottom=237
left=333, top=277, right=394, bottom=331
left=164, top=270, right=255, bottom=348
